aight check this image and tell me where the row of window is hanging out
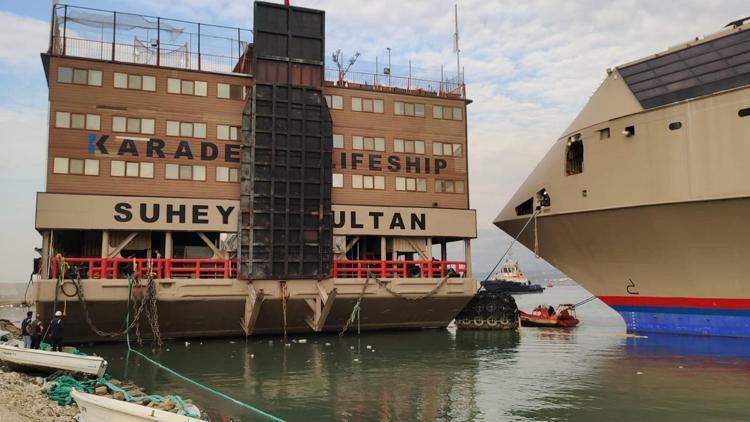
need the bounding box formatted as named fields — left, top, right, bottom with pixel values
left=324, top=92, right=463, bottom=120
left=332, top=134, right=463, bottom=157
left=57, top=66, right=247, bottom=100
left=54, top=111, right=240, bottom=140
left=331, top=173, right=465, bottom=193
left=52, top=157, right=238, bottom=183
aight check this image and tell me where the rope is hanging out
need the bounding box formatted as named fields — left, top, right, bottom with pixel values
left=482, top=208, right=542, bottom=283
left=571, top=295, right=597, bottom=309
left=339, top=273, right=370, bottom=337
left=533, top=211, right=539, bottom=258
left=123, top=275, right=283, bottom=421
left=280, top=281, right=288, bottom=342
left=375, top=273, right=451, bottom=301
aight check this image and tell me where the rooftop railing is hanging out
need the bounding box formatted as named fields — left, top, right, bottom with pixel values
left=50, top=4, right=466, bottom=98
left=50, top=4, right=252, bottom=74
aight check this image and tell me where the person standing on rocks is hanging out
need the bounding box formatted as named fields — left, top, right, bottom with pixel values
left=21, top=311, right=32, bottom=348
left=29, top=314, right=43, bottom=349
left=49, top=311, right=64, bottom=352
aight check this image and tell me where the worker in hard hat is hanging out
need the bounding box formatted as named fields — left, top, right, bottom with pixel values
left=49, top=310, right=64, bottom=352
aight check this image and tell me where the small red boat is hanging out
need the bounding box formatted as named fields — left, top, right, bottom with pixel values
left=520, top=304, right=579, bottom=328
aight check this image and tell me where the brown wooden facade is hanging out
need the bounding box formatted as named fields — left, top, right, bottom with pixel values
left=45, top=56, right=470, bottom=211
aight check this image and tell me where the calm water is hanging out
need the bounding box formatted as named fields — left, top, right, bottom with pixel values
left=5, top=284, right=750, bottom=421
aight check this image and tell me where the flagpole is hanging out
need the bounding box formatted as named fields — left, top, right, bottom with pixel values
left=454, top=3, right=461, bottom=84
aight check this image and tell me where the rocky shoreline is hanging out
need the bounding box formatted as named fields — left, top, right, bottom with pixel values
left=0, top=367, right=79, bottom=421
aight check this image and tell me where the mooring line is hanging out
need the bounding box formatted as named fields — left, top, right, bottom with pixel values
left=124, top=276, right=284, bottom=421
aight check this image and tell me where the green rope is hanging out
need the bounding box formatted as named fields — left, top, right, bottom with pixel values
left=124, top=275, right=284, bottom=421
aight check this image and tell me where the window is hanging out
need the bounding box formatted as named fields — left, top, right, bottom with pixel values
left=112, top=116, right=155, bottom=134
left=351, top=97, right=384, bottom=113
left=114, top=72, right=156, bottom=92
left=432, top=105, right=463, bottom=120
left=52, top=157, right=99, bottom=175
left=395, top=177, right=427, bottom=192
left=217, top=83, right=246, bottom=100
left=624, top=125, right=635, bottom=137
left=110, top=161, right=153, bottom=178
left=393, top=139, right=425, bottom=154
left=435, top=179, right=465, bottom=193
left=394, top=101, right=425, bottom=117
left=166, top=164, right=206, bottom=181
left=55, top=112, right=101, bottom=130
left=351, top=174, right=385, bottom=190
left=217, top=124, right=240, bottom=141
left=432, top=141, right=463, bottom=157
left=668, top=122, right=682, bottom=130
left=167, top=121, right=207, bottom=138
left=216, top=166, right=239, bottom=182
left=599, top=127, right=610, bottom=140
left=565, top=134, right=584, bottom=176
left=333, top=134, right=344, bottom=149
left=57, top=67, right=101, bottom=86
left=167, top=78, right=207, bottom=96
left=324, top=95, right=344, bottom=110
left=739, top=108, right=750, bottom=117
left=332, top=173, right=344, bottom=188
left=352, top=136, right=385, bottom=152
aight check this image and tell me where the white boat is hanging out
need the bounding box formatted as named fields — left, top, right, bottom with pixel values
left=71, top=389, right=202, bottom=422
left=0, top=344, right=107, bottom=377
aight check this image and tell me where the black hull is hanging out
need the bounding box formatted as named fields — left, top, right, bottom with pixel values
left=481, top=281, right=545, bottom=294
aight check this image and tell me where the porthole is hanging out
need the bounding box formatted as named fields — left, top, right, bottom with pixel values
left=668, top=122, right=682, bottom=130
left=739, top=108, right=750, bottom=117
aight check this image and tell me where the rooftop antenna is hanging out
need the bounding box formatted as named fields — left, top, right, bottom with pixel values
left=332, top=49, right=360, bottom=84
left=453, top=3, right=461, bottom=84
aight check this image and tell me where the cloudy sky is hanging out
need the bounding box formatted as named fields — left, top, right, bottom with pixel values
left=0, top=0, right=747, bottom=282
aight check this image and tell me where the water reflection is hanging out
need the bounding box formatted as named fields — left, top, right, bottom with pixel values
left=12, top=286, right=748, bottom=421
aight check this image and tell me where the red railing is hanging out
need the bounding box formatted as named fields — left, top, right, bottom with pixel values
left=332, top=260, right=467, bottom=279
left=51, top=257, right=237, bottom=280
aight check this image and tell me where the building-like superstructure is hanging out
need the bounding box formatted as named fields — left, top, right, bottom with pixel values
left=35, top=2, right=477, bottom=341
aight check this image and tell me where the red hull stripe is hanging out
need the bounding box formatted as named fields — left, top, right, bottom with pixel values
left=599, top=296, right=750, bottom=310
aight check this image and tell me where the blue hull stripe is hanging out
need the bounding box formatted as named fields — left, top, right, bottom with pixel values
left=611, top=307, right=750, bottom=338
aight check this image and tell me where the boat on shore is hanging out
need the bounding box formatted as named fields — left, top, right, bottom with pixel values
left=71, top=389, right=201, bottom=422
left=520, top=304, right=579, bottom=328
left=482, top=258, right=544, bottom=294
left=0, top=344, right=107, bottom=377
left=494, top=18, right=750, bottom=337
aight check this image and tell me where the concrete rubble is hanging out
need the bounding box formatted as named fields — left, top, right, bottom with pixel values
left=0, top=368, right=78, bottom=421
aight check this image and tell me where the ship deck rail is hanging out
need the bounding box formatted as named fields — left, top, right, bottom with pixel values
left=50, top=257, right=467, bottom=280
left=332, top=260, right=467, bottom=279
left=49, top=4, right=466, bottom=99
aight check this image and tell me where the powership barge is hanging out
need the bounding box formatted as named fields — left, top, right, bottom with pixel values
left=33, top=2, right=477, bottom=342
left=494, top=19, right=750, bottom=337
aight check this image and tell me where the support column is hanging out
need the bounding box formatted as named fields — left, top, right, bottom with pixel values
left=426, top=237, right=433, bottom=259
left=40, top=231, right=51, bottom=279
left=101, top=231, right=109, bottom=258
left=440, top=240, right=447, bottom=261
left=164, top=232, right=173, bottom=259
left=380, top=236, right=387, bottom=260
left=464, top=239, right=472, bottom=278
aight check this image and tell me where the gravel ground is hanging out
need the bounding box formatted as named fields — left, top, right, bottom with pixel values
left=0, top=368, right=79, bottom=421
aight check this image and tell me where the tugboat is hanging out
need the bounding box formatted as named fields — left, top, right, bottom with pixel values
left=520, top=304, right=579, bottom=328
left=482, top=258, right=544, bottom=294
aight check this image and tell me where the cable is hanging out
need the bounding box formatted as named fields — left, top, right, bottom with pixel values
left=482, top=208, right=541, bottom=284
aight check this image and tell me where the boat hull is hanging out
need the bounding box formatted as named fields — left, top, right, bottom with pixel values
left=32, top=277, right=476, bottom=343
left=496, top=197, right=750, bottom=337
left=0, top=345, right=107, bottom=377
left=71, top=389, right=201, bottom=422
left=482, top=281, right=544, bottom=294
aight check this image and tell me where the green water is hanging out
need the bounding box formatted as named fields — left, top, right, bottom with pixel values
left=6, top=284, right=750, bottom=421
